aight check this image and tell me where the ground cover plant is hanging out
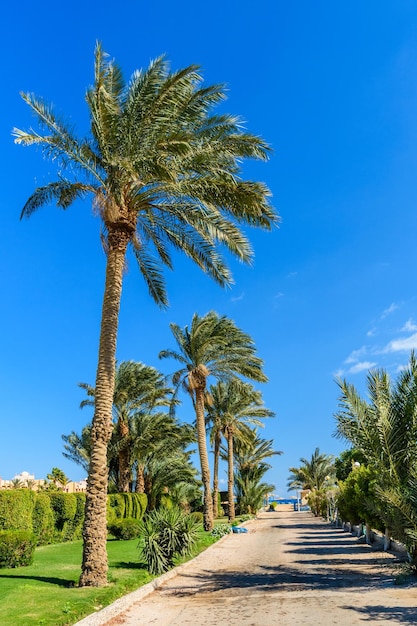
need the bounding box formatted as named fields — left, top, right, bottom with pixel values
left=0, top=529, right=218, bottom=626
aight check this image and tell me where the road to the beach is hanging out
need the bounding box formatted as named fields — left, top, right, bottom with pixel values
left=81, top=509, right=417, bottom=626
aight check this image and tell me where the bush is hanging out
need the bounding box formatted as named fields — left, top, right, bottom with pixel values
left=32, top=493, right=55, bottom=545
left=108, top=518, right=141, bottom=540
left=210, top=524, right=232, bottom=538
left=0, top=530, right=37, bottom=567
left=138, top=507, right=200, bottom=575
left=189, top=511, right=203, bottom=524
left=107, top=493, right=147, bottom=524
left=0, top=490, right=36, bottom=531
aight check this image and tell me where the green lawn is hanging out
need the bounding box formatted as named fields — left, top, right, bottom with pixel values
left=0, top=530, right=218, bottom=626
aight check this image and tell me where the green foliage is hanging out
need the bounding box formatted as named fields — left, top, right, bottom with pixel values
left=336, top=465, right=381, bottom=529
left=334, top=449, right=367, bottom=481
left=32, top=493, right=55, bottom=545
left=138, top=507, right=200, bottom=575
left=210, top=524, right=232, bottom=538
left=48, top=492, right=77, bottom=542
left=306, top=488, right=328, bottom=517
left=287, top=447, right=335, bottom=491
left=189, top=511, right=204, bottom=524
left=334, top=352, right=417, bottom=559
left=0, top=490, right=36, bottom=531
left=107, top=493, right=147, bottom=524
left=108, top=518, right=141, bottom=540
left=0, top=531, right=36, bottom=568
left=158, top=494, right=173, bottom=510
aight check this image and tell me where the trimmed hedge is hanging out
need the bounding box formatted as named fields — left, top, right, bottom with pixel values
left=0, top=490, right=147, bottom=546
left=0, top=530, right=37, bottom=567
left=108, top=518, right=141, bottom=540
left=0, top=490, right=36, bottom=531
left=107, top=493, right=147, bottom=524
left=32, top=492, right=55, bottom=545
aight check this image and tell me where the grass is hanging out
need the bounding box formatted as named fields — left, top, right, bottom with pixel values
left=0, top=529, right=219, bottom=626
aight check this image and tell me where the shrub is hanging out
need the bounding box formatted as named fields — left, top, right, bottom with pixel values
left=210, top=524, right=232, bottom=538
left=108, top=518, right=141, bottom=540
left=32, top=493, right=55, bottom=545
left=0, top=530, right=37, bottom=567
left=0, top=490, right=36, bottom=531
left=189, top=511, right=203, bottom=524
left=138, top=507, right=200, bottom=575
left=107, top=493, right=147, bottom=524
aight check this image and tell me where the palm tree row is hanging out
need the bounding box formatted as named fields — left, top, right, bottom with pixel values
left=159, top=311, right=274, bottom=530
left=16, top=46, right=278, bottom=585
left=65, top=313, right=277, bottom=532
left=334, top=351, right=417, bottom=565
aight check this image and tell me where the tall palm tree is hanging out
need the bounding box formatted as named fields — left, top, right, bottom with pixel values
left=207, top=380, right=274, bottom=520
left=159, top=311, right=268, bottom=530
left=14, top=47, right=276, bottom=585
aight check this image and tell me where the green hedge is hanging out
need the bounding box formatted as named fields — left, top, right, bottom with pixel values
left=108, top=518, right=141, bottom=540
left=0, top=530, right=37, bottom=567
left=0, top=490, right=36, bottom=531
left=0, top=490, right=147, bottom=546
left=107, top=493, right=147, bottom=524
left=32, top=492, right=55, bottom=545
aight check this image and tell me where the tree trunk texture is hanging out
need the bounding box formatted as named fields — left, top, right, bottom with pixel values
left=135, top=465, right=145, bottom=493
left=227, top=429, right=235, bottom=522
left=79, top=228, right=130, bottom=587
left=365, top=522, right=373, bottom=545
left=212, top=431, right=221, bottom=517
left=383, top=527, right=391, bottom=551
left=117, top=419, right=131, bottom=493
left=195, top=387, right=213, bottom=531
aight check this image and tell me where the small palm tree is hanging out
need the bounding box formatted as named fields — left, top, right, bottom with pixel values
left=287, top=448, right=334, bottom=492
left=15, top=47, right=276, bottom=586
left=159, top=311, right=268, bottom=530
left=208, top=380, right=274, bottom=520
left=228, top=428, right=280, bottom=514
left=79, top=361, right=173, bottom=492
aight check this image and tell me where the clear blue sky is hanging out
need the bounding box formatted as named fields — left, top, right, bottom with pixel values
left=2, top=1, right=417, bottom=496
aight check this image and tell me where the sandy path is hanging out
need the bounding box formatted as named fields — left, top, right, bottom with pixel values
left=78, top=510, right=417, bottom=625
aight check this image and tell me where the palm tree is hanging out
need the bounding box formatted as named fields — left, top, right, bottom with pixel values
left=207, top=380, right=274, bottom=520
left=129, top=410, right=195, bottom=496
left=79, top=361, right=173, bottom=492
left=232, top=429, right=281, bottom=513
left=287, top=448, right=334, bottom=492
left=159, top=311, right=268, bottom=530
left=15, top=46, right=276, bottom=586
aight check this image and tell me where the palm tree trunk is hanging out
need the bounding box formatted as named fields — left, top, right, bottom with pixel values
left=79, top=228, right=129, bottom=587
left=212, top=430, right=221, bottom=518
left=227, top=429, right=235, bottom=522
left=195, top=387, right=213, bottom=531
left=135, top=465, right=145, bottom=493
left=118, top=419, right=131, bottom=492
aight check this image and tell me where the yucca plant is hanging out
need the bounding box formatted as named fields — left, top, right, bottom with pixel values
left=138, top=507, right=200, bottom=575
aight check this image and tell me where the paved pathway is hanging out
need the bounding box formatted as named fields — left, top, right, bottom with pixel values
left=77, top=510, right=417, bottom=625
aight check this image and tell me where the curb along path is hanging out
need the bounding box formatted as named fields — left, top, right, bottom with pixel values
left=76, top=510, right=417, bottom=626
